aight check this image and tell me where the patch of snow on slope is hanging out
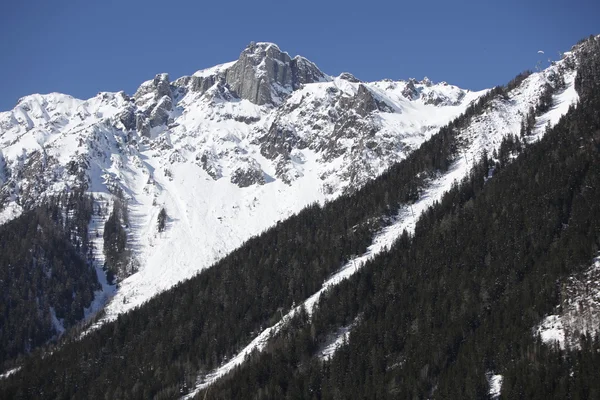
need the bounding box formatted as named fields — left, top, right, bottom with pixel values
left=319, top=323, right=355, bottom=360
left=0, top=367, right=20, bottom=380
left=536, top=255, right=600, bottom=349
left=487, top=372, right=503, bottom=399
left=536, top=315, right=566, bottom=348
left=83, top=194, right=117, bottom=323
left=182, top=143, right=476, bottom=396
left=95, top=79, right=482, bottom=322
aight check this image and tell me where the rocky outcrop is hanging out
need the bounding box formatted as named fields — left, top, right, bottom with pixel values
left=132, top=74, right=175, bottom=136
left=338, top=84, right=392, bottom=117
left=225, top=42, right=327, bottom=106
left=230, top=158, right=265, bottom=187
left=339, top=72, right=360, bottom=83
left=174, top=75, right=220, bottom=96
left=402, top=79, right=419, bottom=100
left=116, top=105, right=136, bottom=131
left=204, top=79, right=238, bottom=103
left=421, top=88, right=466, bottom=106
left=291, top=56, right=327, bottom=88
left=196, top=151, right=222, bottom=180
left=134, top=73, right=173, bottom=107
left=148, top=96, right=172, bottom=128
left=260, top=123, right=305, bottom=160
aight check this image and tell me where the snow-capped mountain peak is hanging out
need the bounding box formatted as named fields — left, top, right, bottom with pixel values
left=2, top=41, right=548, bottom=324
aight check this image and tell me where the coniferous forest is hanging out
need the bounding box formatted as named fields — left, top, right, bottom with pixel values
left=0, top=191, right=98, bottom=368
left=0, top=35, right=599, bottom=399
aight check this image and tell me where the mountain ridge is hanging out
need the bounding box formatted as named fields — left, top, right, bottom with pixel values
left=0, top=41, right=485, bottom=326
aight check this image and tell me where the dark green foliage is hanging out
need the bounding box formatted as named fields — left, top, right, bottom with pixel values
left=520, top=106, right=537, bottom=137
left=0, top=191, right=98, bottom=369
left=535, top=83, right=556, bottom=115
left=103, top=188, right=131, bottom=282
left=157, top=208, right=167, bottom=233
left=506, top=70, right=533, bottom=92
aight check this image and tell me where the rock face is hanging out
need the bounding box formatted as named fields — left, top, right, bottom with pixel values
left=339, top=72, right=361, bottom=83
left=133, top=74, right=175, bottom=137
left=174, top=75, right=219, bottom=95
left=340, top=84, right=392, bottom=117
left=260, top=123, right=304, bottom=161
left=402, top=79, right=419, bottom=100
left=134, top=73, right=173, bottom=107
left=230, top=158, right=265, bottom=187
left=225, top=42, right=327, bottom=106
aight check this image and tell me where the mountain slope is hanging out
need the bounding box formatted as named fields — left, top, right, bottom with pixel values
left=193, top=35, right=600, bottom=400
left=0, top=37, right=586, bottom=399
left=0, top=42, right=484, bottom=325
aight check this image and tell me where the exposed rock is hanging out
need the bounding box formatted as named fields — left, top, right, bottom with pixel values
left=421, top=76, right=433, bottom=87
left=132, top=74, right=175, bottom=136
left=274, top=155, right=302, bottom=185
left=402, top=79, right=419, bottom=100
left=291, top=56, right=327, bottom=88
left=234, top=115, right=261, bottom=124
left=168, top=150, right=185, bottom=164
left=174, top=75, right=219, bottom=96
left=421, top=89, right=466, bottom=106
left=338, top=84, right=390, bottom=117
left=136, top=113, right=151, bottom=138
left=149, top=95, right=173, bottom=128
left=134, top=73, right=173, bottom=106
left=116, top=105, right=136, bottom=131
left=230, top=159, right=265, bottom=187
left=339, top=72, right=360, bottom=83
left=260, top=123, right=305, bottom=160
left=225, top=42, right=327, bottom=106
left=197, top=151, right=222, bottom=180
left=204, top=79, right=239, bottom=103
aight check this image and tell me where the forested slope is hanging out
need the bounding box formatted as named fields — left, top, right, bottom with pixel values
left=0, top=191, right=97, bottom=368
left=197, top=35, right=600, bottom=399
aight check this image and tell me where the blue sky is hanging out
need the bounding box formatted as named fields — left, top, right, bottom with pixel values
left=1, top=0, right=598, bottom=111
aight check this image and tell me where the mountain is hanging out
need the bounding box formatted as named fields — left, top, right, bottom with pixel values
left=1, top=35, right=596, bottom=400
left=0, top=42, right=483, bottom=327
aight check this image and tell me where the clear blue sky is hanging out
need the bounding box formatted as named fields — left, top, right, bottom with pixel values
left=1, top=0, right=598, bottom=111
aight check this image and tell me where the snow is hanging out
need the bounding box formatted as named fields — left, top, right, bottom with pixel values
left=487, top=372, right=503, bottom=399
left=49, top=307, right=65, bottom=336
left=77, top=71, right=484, bottom=323
left=318, top=323, right=355, bottom=360
left=192, top=61, right=236, bottom=78
left=536, top=315, right=566, bottom=348
left=181, top=151, right=477, bottom=396
left=83, top=195, right=117, bottom=323
left=0, top=367, right=20, bottom=380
